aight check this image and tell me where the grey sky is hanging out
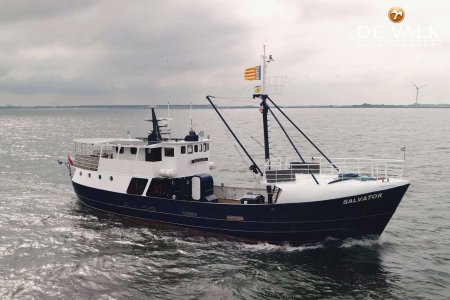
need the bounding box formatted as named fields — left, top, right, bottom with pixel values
left=0, top=0, right=449, bottom=106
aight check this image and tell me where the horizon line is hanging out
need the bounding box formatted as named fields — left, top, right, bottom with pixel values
left=1, top=103, right=450, bottom=109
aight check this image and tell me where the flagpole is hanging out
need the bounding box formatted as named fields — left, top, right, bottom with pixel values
left=262, top=45, right=266, bottom=95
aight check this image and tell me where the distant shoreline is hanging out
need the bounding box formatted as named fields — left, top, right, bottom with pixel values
left=1, top=103, right=450, bottom=109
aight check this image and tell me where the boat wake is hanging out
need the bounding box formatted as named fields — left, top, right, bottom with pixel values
left=339, top=236, right=382, bottom=249
left=238, top=241, right=324, bottom=253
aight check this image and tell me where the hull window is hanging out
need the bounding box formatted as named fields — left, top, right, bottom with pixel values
left=127, top=178, right=149, bottom=195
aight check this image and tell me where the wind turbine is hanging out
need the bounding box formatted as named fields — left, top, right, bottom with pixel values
left=410, top=82, right=426, bottom=107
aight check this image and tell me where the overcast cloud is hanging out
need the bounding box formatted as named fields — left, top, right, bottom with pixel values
left=0, top=0, right=449, bottom=106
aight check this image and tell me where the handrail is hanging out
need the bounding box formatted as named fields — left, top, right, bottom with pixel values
left=263, top=157, right=405, bottom=183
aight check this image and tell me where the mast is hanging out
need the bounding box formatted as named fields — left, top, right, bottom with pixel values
left=258, top=46, right=321, bottom=189
left=261, top=46, right=270, bottom=161
left=262, top=45, right=267, bottom=96
left=146, top=107, right=162, bottom=144
left=260, top=45, right=273, bottom=203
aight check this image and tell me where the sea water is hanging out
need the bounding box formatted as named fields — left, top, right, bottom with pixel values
left=0, top=107, right=449, bottom=299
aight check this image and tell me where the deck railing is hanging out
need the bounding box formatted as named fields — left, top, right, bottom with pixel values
left=264, top=157, right=405, bottom=183
left=74, top=154, right=100, bottom=171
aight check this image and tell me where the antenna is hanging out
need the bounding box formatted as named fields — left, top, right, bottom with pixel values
left=167, top=101, right=170, bottom=127
left=190, top=101, right=193, bottom=130
left=261, top=45, right=275, bottom=95
left=260, top=45, right=280, bottom=96
left=410, top=82, right=427, bottom=107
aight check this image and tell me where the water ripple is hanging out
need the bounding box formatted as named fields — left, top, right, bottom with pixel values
left=0, top=108, right=449, bottom=299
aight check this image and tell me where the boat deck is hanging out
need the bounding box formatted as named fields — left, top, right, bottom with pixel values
left=214, top=185, right=269, bottom=204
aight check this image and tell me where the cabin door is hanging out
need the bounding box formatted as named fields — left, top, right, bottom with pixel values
left=191, top=177, right=201, bottom=200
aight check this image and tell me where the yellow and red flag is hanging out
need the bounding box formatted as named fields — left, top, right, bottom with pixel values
left=244, top=66, right=261, bottom=80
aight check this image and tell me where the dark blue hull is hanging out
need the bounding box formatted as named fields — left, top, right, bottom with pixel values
left=72, top=182, right=409, bottom=245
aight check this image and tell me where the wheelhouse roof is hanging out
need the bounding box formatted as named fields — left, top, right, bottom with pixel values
left=73, top=138, right=145, bottom=145
left=73, top=137, right=211, bottom=146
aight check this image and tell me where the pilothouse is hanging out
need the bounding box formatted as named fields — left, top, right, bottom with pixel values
left=62, top=47, right=410, bottom=245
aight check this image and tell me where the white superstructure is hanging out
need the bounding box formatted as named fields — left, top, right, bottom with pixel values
left=71, top=134, right=212, bottom=195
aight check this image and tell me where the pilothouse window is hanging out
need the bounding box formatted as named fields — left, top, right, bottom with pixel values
left=181, top=146, right=186, bottom=154
left=130, top=147, right=137, bottom=155
left=145, top=147, right=162, bottom=162
left=164, top=147, right=174, bottom=157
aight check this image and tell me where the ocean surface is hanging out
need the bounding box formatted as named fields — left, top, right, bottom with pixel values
left=0, top=107, right=449, bottom=299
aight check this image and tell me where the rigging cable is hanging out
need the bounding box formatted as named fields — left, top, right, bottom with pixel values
left=218, top=106, right=265, bottom=150
left=267, top=96, right=339, bottom=172
left=268, top=107, right=319, bottom=185
left=231, top=140, right=261, bottom=186
left=206, top=96, right=263, bottom=176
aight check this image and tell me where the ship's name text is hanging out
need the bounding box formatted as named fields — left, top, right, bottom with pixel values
left=342, top=193, right=383, bottom=205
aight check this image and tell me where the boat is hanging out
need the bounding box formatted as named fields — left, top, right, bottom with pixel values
left=61, top=48, right=410, bottom=245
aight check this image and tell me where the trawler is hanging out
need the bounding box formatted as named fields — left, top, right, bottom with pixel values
left=61, top=48, right=409, bottom=244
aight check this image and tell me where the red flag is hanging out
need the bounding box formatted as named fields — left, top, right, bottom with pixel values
left=67, top=155, right=74, bottom=166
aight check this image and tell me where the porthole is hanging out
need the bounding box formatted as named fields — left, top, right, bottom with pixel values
left=98, top=174, right=102, bottom=180
left=88, top=173, right=91, bottom=178
left=79, top=171, right=82, bottom=176
left=110, top=176, right=113, bottom=181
